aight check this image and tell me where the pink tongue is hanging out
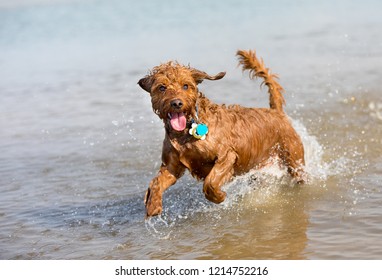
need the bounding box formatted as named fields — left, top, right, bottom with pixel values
left=170, top=112, right=187, bottom=131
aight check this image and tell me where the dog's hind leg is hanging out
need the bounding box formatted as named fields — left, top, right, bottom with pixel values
left=203, top=150, right=237, bottom=204
left=279, top=135, right=306, bottom=184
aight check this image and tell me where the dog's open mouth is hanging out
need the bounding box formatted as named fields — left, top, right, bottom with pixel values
left=168, top=112, right=187, bottom=131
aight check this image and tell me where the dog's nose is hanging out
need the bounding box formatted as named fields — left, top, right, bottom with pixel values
left=170, top=99, right=183, bottom=109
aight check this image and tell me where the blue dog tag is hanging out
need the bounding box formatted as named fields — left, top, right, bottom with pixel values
left=189, top=123, right=208, bottom=140
left=196, top=123, right=208, bottom=136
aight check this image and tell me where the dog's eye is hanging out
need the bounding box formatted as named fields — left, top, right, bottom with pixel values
left=183, top=84, right=188, bottom=90
left=159, top=85, right=166, bottom=92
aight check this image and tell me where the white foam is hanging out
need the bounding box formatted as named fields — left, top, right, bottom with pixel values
left=144, top=215, right=172, bottom=240
left=292, top=119, right=327, bottom=180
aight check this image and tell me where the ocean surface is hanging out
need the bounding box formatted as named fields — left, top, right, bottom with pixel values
left=0, top=0, right=381, bottom=259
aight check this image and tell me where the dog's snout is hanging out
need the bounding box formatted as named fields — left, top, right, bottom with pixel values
left=170, top=99, right=183, bottom=109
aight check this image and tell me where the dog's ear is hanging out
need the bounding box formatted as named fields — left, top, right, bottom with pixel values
left=138, top=75, right=154, bottom=93
left=191, top=69, right=226, bottom=84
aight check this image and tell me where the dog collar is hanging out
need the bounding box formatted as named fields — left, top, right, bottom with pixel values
left=189, top=105, right=208, bottom=140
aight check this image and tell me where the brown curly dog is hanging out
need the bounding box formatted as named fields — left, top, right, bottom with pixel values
left=138, top=49, right=305, bottom=217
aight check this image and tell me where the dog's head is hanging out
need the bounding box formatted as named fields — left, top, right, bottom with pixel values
left=138, top=62, right=225, bottom=133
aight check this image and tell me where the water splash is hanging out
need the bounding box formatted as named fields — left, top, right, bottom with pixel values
left=291, top=119, right=326, bottom=179
left=144, top=215, right=173, bottom=240
left=292, top=119, right=361, bottom=180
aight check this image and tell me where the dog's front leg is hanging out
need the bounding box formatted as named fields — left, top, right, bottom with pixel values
left=203, top=150, right=237, bottom=204
left=144, top=149, right=185, bottom=217
left=144, top=166, right=176, bottom=217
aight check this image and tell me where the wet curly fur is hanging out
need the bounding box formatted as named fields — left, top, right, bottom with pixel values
left=138, top=49, right=305, bottom=217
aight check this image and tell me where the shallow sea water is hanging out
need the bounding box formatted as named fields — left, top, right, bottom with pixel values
left=0, top=0, right=381, bottom=259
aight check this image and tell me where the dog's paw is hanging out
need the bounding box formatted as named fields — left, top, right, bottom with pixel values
left=144, top=188, right=163, bottom=218
left=204, top=187, right=227, bottom=204
left=145, top=204, right=163, bottom=218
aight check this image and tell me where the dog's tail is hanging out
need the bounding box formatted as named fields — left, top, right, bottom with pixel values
left=236, top=49, right=285, bottom=112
